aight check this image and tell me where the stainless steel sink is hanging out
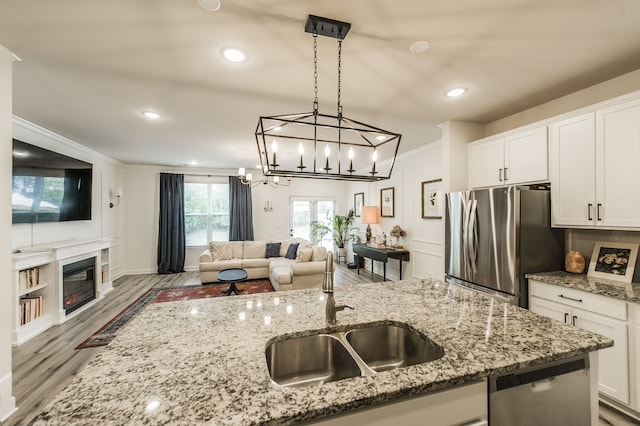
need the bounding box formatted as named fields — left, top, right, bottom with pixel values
left=265, top=334, right=361, bottom=387
left=345, top=324, right=445, bottom=372
left=265, top=322, right=444, bottom=387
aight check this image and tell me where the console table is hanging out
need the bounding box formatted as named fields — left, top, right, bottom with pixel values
left=352, top=244, right=410, bottom=281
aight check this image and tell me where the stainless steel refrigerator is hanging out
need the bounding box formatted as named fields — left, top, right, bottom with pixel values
left=445, top=186, right=564, bottom=308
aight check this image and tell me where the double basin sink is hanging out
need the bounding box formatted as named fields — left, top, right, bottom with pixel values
left=265, top=322, right=444, bottom=387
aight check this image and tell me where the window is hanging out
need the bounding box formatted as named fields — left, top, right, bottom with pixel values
left=184, top=180, right=229, bottom=246
left=289, top=197, right=336, bottom=250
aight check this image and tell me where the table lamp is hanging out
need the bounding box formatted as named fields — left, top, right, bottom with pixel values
left=360, top=206, right=379, bottom=244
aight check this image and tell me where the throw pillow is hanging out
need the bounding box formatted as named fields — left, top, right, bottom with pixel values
left=285, top=242, right=300, bottom=259
left=296, top=247, right=313, bottom=262
left=211, top=243, right=232, bottom=261
left=311, top=246, right=327, bottom=262
left=265, top=242, right=281, bottom=258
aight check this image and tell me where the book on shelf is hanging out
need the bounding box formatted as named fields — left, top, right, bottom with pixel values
left=19, top=295, right=43, bottom=325
left=19, top=267, right=42, bottom=292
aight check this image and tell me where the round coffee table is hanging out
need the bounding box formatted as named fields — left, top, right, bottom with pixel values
left=218, top=268, right=248, bottom=296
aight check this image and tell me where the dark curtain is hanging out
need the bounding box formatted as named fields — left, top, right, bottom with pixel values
left=229, top=176, right=254, bottom=241
left=59, top=168, right=92, bottom=221
left=157, top=173, right=186, bottom=274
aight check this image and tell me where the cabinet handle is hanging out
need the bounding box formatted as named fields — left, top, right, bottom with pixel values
left=498, top=168, right=503, bottom=182
left=564, top=313, right=569, bottom=324
left=587, top=204, right=593, bottom=221
left=504, top=167, right=508, bottom=181
left=572, top=315, right=578, bottom=326
left=558, top=294, right=583, bottom=303
left=597, top=203, right=602, bottom=221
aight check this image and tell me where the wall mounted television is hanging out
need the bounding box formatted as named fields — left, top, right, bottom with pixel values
left=12, top=139, right=93, bottom=224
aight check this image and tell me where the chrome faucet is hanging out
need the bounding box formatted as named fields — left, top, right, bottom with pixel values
left=323, top=251, right=353, bottom=325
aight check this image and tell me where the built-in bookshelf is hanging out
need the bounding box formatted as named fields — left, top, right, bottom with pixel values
left=12, top=251, right=54, bottom=345
left=12, top=239, right=114, bottom=345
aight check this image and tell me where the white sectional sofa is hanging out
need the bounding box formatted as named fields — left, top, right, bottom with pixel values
left=199, top=238, right=328, bottom=291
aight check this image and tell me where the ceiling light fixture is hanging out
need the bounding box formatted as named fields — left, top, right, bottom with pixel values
left=142, top=111, right=162, bottom=119
left=409, top=40, right=430, bottom=54
left=197, top=0, right=221, bottom=12
left=446, top=87, right=467, bottom=97
left=221, top=46, right=247, bottom=63
left=254, top=15, right=402, bottom=182
left=237, top=167, right=292, bottom=188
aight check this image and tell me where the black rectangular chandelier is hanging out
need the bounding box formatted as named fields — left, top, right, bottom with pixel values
left=254, top=15, right=402, bottom=182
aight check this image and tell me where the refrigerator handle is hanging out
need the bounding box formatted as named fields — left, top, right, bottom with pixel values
left=463, top=199, right=472, bottom=275
left=467, top=200, right=478, bottom=274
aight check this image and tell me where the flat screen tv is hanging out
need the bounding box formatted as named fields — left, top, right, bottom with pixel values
left=12, top=139, right=93, bottom=224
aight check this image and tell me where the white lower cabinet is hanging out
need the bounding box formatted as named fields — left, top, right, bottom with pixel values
left=313, top=380, right=487, bottom=426
left=529, top=280, right=630, bottom=405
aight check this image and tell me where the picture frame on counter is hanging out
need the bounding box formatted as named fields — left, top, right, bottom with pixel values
left=380, top=187, right=394, bottom=217
left=354, top=192, right=364, bottom=217
left=421, top=179, right=443, bottom=219
left=587, top=241, right=638, bottom=283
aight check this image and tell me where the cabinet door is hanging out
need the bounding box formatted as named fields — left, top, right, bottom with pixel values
left=468, top=137, right=504, bottom=188
left=595, top=98, right=640, bottom=228
left=529, top=296, right=569, bottom=323
left=549, top=113, right=596, bottom=227
left=504, top=126, right=548, bottom=185
left=573, top=307, right=630, bottom=405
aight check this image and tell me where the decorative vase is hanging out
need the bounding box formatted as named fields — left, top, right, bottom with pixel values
left=565, top=250, right=585, bottom=274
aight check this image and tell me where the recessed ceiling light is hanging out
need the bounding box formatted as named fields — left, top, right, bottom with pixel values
left=409, top=40, right=430, bottom=54
left=445, top=87, right=467, bottom=97
left=221, top=47, right=247, bottom=63
left=142, top=111, right=162, bottom=119
left=190, top=161, right=198, bottom=166
left=196, top=0, right=221, bottom=11
left=376, top=135, right=386, bottom=141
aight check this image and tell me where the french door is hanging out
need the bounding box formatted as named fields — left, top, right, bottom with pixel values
left=289, top=197, right=336, bottom=250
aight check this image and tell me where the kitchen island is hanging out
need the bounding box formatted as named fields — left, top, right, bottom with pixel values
left=31, top=279, right=612, bottom=425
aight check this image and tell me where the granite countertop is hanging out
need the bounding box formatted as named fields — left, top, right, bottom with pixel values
left=31, top=279, right=612, bottom=425
left=527, top=271, right=640, bottom=304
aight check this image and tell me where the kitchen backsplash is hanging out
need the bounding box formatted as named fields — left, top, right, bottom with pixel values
left=566, top=228, right=640, bottom=282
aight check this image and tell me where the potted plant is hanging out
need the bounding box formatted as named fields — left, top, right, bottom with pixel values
left=311, top=209, right=359, bottom=259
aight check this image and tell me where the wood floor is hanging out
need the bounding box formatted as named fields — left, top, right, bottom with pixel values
left=4, top=265, right=637, bottom=425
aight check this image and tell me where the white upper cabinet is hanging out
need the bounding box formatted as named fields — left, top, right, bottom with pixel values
left=595, top=99, right=640, bottom=228
left=550, top=97, right=640, bottom=229
left=549, top=113, right=596, bottom=226
left=469, top=126, right=548, bottom=189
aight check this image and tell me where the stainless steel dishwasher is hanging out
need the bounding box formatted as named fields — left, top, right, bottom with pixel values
left=489, top=355, right=591, bottom=425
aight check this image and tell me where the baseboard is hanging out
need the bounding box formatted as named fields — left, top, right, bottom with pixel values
left=0, top=372, right=17, bottom=423
left=599, top=395, right=640, bottom=422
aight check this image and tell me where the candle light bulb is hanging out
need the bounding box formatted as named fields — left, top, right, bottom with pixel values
left=372, top=150, right=378, bottom=162
left=246, top=173, right=253, bottom=181
left=298, top=142, right=304, bottom=156
left=271, top=140, right=278, bottom=152
left=324, top=144, right=331, bottom=157
left=274, top=176, right=280, bottom=183
left=347, top=147, right=355, bottom=173
left=238, top=167, right=245, bottom=177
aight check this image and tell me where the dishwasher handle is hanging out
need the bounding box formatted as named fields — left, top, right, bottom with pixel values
left=491, top=357, right=587, bottom=392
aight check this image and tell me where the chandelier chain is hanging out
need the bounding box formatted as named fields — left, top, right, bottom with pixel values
left=313, top=32, right=318, bottom=115
left=337, top=38, right=343, bottom=119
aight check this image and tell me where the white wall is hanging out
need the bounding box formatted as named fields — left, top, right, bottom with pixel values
left=0, top=44, right=17, bottom=422
left=11, top=119, right=125, bottom=279
left=346, top=141, right=446, bottom=281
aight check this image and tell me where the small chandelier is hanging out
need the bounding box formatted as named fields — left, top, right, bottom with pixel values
left=238, top=167, right=291, bottom=188
left=255, top=15, right=402, bottom=182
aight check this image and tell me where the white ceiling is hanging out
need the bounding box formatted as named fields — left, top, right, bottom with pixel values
left=1, top=0, right=640, bottom=170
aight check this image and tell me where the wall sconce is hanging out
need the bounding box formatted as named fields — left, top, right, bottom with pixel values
left=264, top=200, right=273, bottom=212
left=109, top=188, right=123, bottom=208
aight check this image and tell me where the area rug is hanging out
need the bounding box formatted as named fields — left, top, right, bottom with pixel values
left=76, top=280, right=274, bottom=349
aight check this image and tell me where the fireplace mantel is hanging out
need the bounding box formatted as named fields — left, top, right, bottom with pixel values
left=12, top=239, right=114, bottom=344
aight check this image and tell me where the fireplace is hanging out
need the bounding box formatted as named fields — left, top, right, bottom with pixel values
left=62, top=257, right=96, bottom=315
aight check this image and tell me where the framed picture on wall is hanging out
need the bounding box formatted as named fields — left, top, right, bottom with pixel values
left=354, top=192, right=364, bottom=217
left=587, top=241, right=638, bottom=283
left=422, top=179, right=443, bottom=219
left=380, top=187, right=394, bottom=217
